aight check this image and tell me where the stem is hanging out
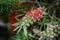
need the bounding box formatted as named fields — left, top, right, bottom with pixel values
left=23, top=26, right=28, bottom=36
left=13, top=26, right=20, bottom=31
left=39, top=24, right=42, bottom=31
left=53, top=15, right=60, bottom=22
left=40, top=17, right=45, bottom=31
left=15, top=14, right=24, bottom=21
left=17, top=26, right=22, bottom=34
left=44, top=24, right=45, bottom=30
left=49, top=14, right=53, bottom=23
left=43, top=17, right=46, bottom=30
left=36, top=0, right=41, bottom=7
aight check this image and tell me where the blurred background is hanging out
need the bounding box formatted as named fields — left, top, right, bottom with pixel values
left=0, top=0, right=60, bottom=40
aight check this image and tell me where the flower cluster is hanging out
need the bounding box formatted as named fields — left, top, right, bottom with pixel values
left=12, top=7, right=43, bottom=35
left=25, top=8, right=43, bottom=22
left=32, top=23, right=59, bottom=40
left=39, top=23, right=59, bottom=40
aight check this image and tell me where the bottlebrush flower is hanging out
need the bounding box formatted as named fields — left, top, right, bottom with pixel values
left=25, top=8, right=43, bottom=22
left=12, top=7, right=43, bottom=34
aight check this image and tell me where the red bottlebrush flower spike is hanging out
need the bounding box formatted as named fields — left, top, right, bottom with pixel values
left=12, top=8, right=43, bottom=35
left=25, top=8, right=43, bottom=22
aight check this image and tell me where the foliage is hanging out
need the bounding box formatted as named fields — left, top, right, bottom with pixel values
left=0, top=0, right=60, bottom=40
left=0, top=0, right=27, bottom=22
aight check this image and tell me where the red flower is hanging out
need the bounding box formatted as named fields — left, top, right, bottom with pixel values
left=9, top=13, right=17, bottom=24
left=25, top=8, right=43, bottom=22
left=9, top=13, right=23, bottom=30
left=9, top=13, right=17, bottom=30
left=9, top=7, right=43, bottom=31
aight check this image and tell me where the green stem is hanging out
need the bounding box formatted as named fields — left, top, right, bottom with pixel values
left=36, top=0, right=41, bottom=7
left=53, top=15, right=60, bottom=22
left=23, top=26, right=28, bottom=36
left=44, top=24, right=45, bottom=30
left=40, top=17, right=44, bottom=31
left=40, top=24, right=43, bottom=31
left=43, top=17, right=46, bottom=30
left=17, top=26, right=22, bottom=34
